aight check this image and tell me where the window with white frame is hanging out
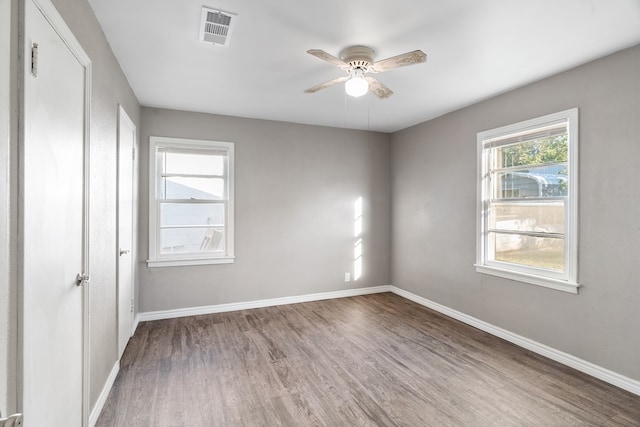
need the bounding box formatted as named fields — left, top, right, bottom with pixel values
left=148, top=136, right=234, bottom=267
left=476, top=109, right=579, bottom=293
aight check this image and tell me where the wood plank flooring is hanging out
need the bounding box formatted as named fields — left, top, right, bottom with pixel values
left=96, top=293, right=640, bottom=426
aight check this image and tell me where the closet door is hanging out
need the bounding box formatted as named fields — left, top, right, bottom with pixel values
left=21, top=0, right=91, bottom=425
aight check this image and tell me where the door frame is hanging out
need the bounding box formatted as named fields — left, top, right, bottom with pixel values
left=18, top=0, right=92, bottom=424
left=0, top=0, right=14, bottom=417
left=116, top=104, right=136, bottom=358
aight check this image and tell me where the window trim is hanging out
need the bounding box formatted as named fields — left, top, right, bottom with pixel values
left=475, top=109, right=579, bottom=293
left=147, top=136, right=235, bottom=268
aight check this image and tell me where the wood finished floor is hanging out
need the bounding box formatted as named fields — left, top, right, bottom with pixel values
left=96, top=293, right=640, bottom=426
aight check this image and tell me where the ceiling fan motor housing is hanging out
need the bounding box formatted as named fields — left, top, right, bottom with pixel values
left=340, top=46, right=375, bottom=71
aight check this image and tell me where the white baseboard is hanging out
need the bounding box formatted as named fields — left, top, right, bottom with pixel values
left=132, top=314, right=140, bottom=336
left=89, top=360, right=120, bottom=427
left=388, top=286, right=640, bottom=396
left=138, top=285, right=392, bottom=322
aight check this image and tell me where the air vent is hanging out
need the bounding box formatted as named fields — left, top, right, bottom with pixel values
left=199, top=7, right=237, bottom=47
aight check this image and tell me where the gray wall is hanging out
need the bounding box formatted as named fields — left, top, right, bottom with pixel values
left=391, top=44, right=640, bottom=381
left=3, top=0, right=141, bottom=415
left=139, top=108, right=391, bottom=312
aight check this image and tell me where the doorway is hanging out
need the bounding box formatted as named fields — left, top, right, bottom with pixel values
left=117, top=105, right=136, bottom=358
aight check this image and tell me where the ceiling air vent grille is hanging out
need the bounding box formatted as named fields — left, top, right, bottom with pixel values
left=199, top=7, right=237, bottom=47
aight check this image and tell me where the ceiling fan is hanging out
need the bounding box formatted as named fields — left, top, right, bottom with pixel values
left=304, top=45, right=427, bottom=99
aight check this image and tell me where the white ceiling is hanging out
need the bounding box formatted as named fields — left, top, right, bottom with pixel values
left=88, top=0, right=640, bottom=132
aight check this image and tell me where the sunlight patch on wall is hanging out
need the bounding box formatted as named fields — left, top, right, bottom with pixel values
left=354, top=197, right=363, bottom=280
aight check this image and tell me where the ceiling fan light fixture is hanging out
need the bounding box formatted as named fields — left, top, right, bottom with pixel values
left=345, top=70, right=369, bottom=97
left=305, top=46, right=426, bottom=98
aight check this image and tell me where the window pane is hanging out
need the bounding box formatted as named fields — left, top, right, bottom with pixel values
left=161, top=177, right=225, bottom=200
left=160, top=203, right=225, bottom=227
left=164, top=151, right=224, bottom=176
left=492, top=166, right=567, bottom=199
left=492, top=233, right=564, bottom=271
left=495, top=134, right=568, bottom=169
left=490, top=201, right=565, bottom=234
left=160, top=227, right=225, bottom=254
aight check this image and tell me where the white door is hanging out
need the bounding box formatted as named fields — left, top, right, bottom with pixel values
left=117, top=106, right=135, bottom=358
left=21, top=0, right=90, bottom=425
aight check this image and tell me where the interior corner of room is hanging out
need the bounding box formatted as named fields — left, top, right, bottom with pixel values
left=2, top=0, right=640, bottom=425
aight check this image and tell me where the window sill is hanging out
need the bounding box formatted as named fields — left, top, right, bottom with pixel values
left=147, top=256, right=235, bottom=268
left=475, top=264, right=579, bottom=294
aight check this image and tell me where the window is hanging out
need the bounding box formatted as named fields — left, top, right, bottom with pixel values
left=148, top=136, right=234, bottom=267
left=476, top=109, right=578, bottom=293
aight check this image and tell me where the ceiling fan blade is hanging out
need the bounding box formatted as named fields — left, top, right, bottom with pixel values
left=366, top=77, right=393, bottom=99
left=370, top=50, right=427, bottom=73
left=307, top=49, right=351, bottom=70
left=304, top=76, right=349, bottom=94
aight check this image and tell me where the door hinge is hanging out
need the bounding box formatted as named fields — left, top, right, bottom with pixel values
left=130, top=299, right=134, bottom=313
left=132, top=147, right=136, bottom=161
left=31, top=43, right=38, bottom=77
